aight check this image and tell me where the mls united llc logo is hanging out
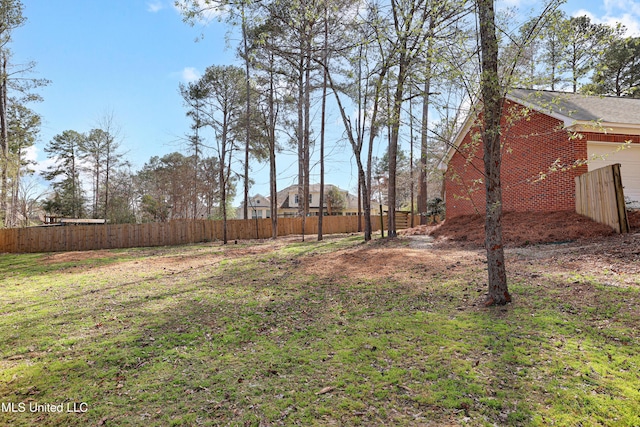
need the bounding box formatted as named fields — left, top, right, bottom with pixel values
left=1, top=402, right=88, bottom=413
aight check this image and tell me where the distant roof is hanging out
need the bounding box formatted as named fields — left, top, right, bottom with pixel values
left=236, top=194, right=270, bottom=209
left=277, top=184, right=359, bottom=210
left=508, top=89, right=640, bottom=127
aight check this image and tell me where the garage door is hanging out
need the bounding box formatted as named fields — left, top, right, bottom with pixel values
left=588, top=142, right=640, bottom=208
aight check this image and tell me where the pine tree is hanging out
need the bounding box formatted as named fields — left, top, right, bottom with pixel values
left=42, top=130, right=86, bottom=218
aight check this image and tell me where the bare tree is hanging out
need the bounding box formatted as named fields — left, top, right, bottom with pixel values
left=477, top=0, right=510, bottom=305
left=17, top=175, right=44, bottom=227
left=92, top=112, right=125, bottom=220
left=180, top=81, right=207, bottom=219
left=6, top=102, right=39, bottom=226
left=318, top=0, right=329, bottom=241
left=197, top=65, right=246, bottom=243
left=247, top=18, right=287, bottom=238
left=80, top=128, right=107, bottom=218
left=177, top=0, right=256, bottom=225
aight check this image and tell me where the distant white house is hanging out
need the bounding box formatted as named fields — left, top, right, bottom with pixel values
left=236, top=194, right=271, bottom=219
left=236, top=184, right=362, bottom=219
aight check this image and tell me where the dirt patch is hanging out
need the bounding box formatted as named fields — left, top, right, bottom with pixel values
left=43, top=238, right=282, bottom=267
left=301, top=241, right=481, bottom=283
left=401, top=210, right=631, bottom=247
left=38, top=216, right=639, bottom=300
left=42, top=249, right=125, bottom=264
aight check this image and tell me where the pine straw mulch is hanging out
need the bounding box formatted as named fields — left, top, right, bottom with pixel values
left=400, top=210, right=640, bottom=248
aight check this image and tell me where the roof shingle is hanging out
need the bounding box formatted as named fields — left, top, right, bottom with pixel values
left=509, top=89, right=640, bottom=125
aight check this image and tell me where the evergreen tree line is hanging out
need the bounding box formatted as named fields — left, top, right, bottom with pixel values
left=41, top=131, right=236, bottom=224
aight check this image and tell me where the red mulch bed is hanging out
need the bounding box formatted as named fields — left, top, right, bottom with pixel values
left=628, top=209, right=640, bottom=230
left=404, top=210, right=640, bottom=247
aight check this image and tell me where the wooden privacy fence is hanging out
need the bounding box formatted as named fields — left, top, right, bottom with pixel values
left=0, top=214, right=418, bottom=254
left=575, top=163, right=629, bottom=233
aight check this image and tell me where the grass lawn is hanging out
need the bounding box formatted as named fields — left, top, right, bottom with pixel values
left=0, top=234, right=639, bottom=426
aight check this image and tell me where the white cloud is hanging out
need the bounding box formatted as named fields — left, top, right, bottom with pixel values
left=605, top=13, right=640, bottom=35
left=604, top=0, right=640, bottom=16
left=573, top=1, right=640, bottom=36
left=26, top=145, right=57, bottom=177
left=180, top=67, right=201, bottom=83
left=25, top=144, right=38, bottom=164
left=147, top=1, right=165, bottom=13
left=498, top=0, right=523, bottom=8
left=496, top=0, right=544, bottom=10
left=173, top=0, right=226, bottom=25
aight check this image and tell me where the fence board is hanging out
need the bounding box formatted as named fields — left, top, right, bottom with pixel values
left=0, top=214, right=424, bottom=254
left=575, top=163, right=629, bottom=233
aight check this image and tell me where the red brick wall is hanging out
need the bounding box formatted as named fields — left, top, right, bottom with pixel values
left=445, top=101, right=591, bottom=217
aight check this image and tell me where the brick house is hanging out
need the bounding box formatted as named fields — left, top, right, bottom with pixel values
left=441, top=89, right=640, bottom=218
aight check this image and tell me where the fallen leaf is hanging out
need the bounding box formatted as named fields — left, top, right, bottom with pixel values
left=315, top=386, right=335, bottom=395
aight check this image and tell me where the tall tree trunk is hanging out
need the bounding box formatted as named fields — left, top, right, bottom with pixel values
left=220, top=149, right=228, bottom=244
left=325, top=65, right=373, bottom=241
left=297, top=40, right=305, bottom=238
left=356, top=44, right=364, bottom=235
left=387, top=56, right=408, bottom=238
left=10, top=145, right=21, bottom=227
left=318, top=7, right=328, bottom=241
left=94, top=166, right=100, bottom=218
left=221, top=164, right=227, bottom=244
left=72, top=145, right=79, bottom=218
left=242, top=1, right=250, bottom=223
left=0, top=54, right=7, bottom=227
left=357, top=179, right=362, bottom=232
left=104, top=142, right=110, bottom=220
left=478, top=0, right=510, bottom=306
left=302, top=35, right=312, bottom=241
left=192, top=125, right=199, bottom=220
left=419, top=23, right=435, bottom=225
left=268, top=49, right=278, bottom=239
left=366, top=71, right=387, bottom=241
left=409, top=81, right=414, bottom=228
left=221, top=113, right=229, bottom=244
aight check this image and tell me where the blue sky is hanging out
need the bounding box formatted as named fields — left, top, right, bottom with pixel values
left=11, top=0, right=640, bottom=204
left=13, top=1, right=235, bottom=178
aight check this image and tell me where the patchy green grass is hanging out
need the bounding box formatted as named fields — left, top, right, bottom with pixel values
left=0, top=235, right=639, bottom=426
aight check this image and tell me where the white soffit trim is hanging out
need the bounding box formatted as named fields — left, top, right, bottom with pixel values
left=569, top=122, right=640, bottom=134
